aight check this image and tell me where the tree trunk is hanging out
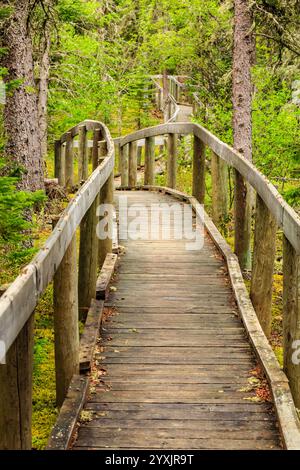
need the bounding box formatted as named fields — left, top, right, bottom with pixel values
left=232, top=0, right=254, bottom=269
left=38, top=22, right=51, bottom=160
left=2, top=1, right=44, bottom=191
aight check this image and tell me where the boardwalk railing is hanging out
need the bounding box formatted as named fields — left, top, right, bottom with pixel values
left=1, top=83, right=300, bottom=449
left=117, top=120, right=300, bottom=416
left=0, top=120, right=114, bottom=449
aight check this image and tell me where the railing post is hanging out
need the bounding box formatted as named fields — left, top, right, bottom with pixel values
left=234, top=171, right=252, bottom=269
left=145, top=136, right=155, bottom=185
left=211, top=152, right=228, bottom=228
left=120, top=144, right=129, bottom=187
left=92, top=128, right=101, bottom=170
left=283, top=235, right=300, bottom=408
left=54, top=140, right=65, bottom=186
left=192, top=136, right=205, bottom=204
left=0, top=315, right=34, bottom=449
left=78, top=195, right=99, bottom=322
left=79, top=125, right=88, bottom=182
left=128, top=141, right=137, bottom=188
left=53, top=232, right=79, bottom=408
left=137, top=146, right=143, bottom=168
left=167, top=133, right=177, bottom=189
left=65, top=132, right=73, bottom=190
left=98, top=172, right=114, bottom=268
left=250, top=195, right=277, bottom=338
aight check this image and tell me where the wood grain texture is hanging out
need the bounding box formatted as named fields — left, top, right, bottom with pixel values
left=73, top=190, right=282, bottom=451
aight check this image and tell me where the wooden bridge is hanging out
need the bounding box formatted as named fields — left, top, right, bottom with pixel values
left=1, top=76, right=300, bottom=450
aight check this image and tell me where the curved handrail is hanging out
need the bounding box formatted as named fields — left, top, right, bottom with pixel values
left=118, top=121, right=300, bottom=253
left=0, top=121, right=114, bottom=353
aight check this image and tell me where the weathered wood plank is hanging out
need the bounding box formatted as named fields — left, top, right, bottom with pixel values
left=47, top=375, right=89, bottom=450
left=79, top=299, right=104, bottom=372
left=96, top=253, right=118, bottom=300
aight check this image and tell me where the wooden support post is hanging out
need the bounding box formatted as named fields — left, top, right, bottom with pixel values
left=65, top=132, right=73, bottom=190
left=54, top=140, right=65, bottom=186
left=53, top=232, right=79, bottom=408
left=167, top=133, right=177, bottom=189
left=0, top=315, right=34, bottom=449
left=79, top=125, right=88, bottom=182
left=98, top=172, right=114, bottom=268
left=92, top=128, right=101, bottom=171
left=192, top=136, right=205, bottom=204
left=283, top=236, right=300, bottom=408
left=234, top=171, right=252, bottom=270
left=128, top=141, right=137, bottom=188
left=144, top=136, right=155, bottom=185
left=115, top=143, right=121, bottom=174
left=78, top=196, right=99, bottom=322
left=211, top=152, right=228, bottom=227
left=99, top=140, right=107, bottom=163
left=120, top=144, right=129, bottom=187
left=137, top=146, right=142, bottom=167
left=250, top=195, right=277, bottom=338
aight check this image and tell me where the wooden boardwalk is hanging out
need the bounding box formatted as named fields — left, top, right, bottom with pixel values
left=73, top=190, right=281, bottom=450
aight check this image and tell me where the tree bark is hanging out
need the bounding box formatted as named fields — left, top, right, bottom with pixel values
left=2, top=1, right=44, bottom=191
left=232, top=0, right=254, bottom=269
left=37, top=21, right=51, bottom=160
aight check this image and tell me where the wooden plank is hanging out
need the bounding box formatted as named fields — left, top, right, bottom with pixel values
left=79, top=299, right=104, bottom=372
left=96, top=253, right=118, bottom=300
left=47, top=375, right=89, bottom=450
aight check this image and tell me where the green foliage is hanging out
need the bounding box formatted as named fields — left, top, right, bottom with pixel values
left=0, top=160, right=45, bottom=247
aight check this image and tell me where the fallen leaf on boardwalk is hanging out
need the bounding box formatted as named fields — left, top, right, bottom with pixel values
left=243, top=396, right=262, bottom=402
left=114, top=349, right=120, bottom=353
left=80, top=411, right=93, bottom=423
left=110, top=286, right=117, bottom=292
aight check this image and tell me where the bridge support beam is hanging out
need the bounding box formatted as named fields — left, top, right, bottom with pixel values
left=145, top=136, right=155, bottom=185
left=250, top=195, right=277, bottom=338
left=53, top=233, right=79, bottom=408
left=234, top=171, right=252, bottom=270
left=192, top=136, right=205, bottom=204
left=167, top=133, right=177, bottom=189
left=211, top=152, right=228, bottom=229
left=283, top=236, right=300, bottom=408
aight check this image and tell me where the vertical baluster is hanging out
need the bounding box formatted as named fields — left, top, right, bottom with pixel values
left=211, top=152, right=228, bottom=228
left=65, top=132, right=73, bottom=190
left=192, top=135, right=205, bottom=204
left=145, top=136, right=155, bottom=185
left=167, top=133, right=177, bottom=188
left=250, top=195, right=277, bottom=338
left=0, top=315, right=34, bottom=449
left=98, top=172, right=114, bottom=268
left=128, top=141, right=137, bottom=188
left=283, top=235, right=300, bottom=407
left=92, top=128, right=101, bottom=171
left=79, top=125, right=87, bottom=182
left=53, top=231, right=79, bottom=407
left=54, top=140, right=66, bottom=186
left=78, top=196, right=99, bottom=322
left=120, top=144, right=129, bottom=187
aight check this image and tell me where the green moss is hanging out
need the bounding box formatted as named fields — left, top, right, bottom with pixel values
left=32, top=285, right=57, bottom=450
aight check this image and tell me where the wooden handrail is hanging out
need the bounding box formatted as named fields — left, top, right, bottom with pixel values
left=0, top=120, right=115, bottom=449
left=117, top=121, right=300, bottom=253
